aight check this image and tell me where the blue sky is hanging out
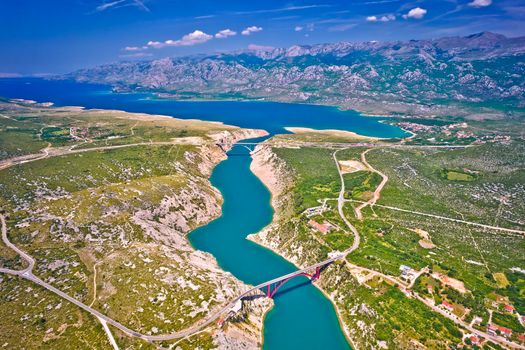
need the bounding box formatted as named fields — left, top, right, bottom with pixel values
left=2, top=0, right=524, bottom=74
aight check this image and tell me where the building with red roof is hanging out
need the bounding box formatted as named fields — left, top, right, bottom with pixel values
left=469, top=335, right=480, bottom=345
left=441, top=301, right=454, bottom=312
left=487, top=324, right=512, bottom=338
left=308, top=219, right=334, bottom=234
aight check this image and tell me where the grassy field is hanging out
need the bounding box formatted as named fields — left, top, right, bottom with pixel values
left=0, top=100, right=236, bottom=160
left=254, top=132, right=525, bottom=348
left=0, top=101, right=260, bottom=349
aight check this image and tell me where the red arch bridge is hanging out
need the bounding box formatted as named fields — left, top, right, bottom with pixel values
left=236, top=259, right=339, bottom=301
left=262, top=265, right=326, bottom=298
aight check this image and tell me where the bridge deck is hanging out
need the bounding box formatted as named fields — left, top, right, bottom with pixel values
left=235, top=254, right=344, bottom=301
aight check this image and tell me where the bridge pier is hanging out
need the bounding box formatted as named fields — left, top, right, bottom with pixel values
left=215, top=142, right=257, bottom=155
left=263, top=264, right=328, bottom=299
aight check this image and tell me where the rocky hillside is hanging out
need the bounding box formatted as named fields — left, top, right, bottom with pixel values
left=64, top=32, right=525, bottom=114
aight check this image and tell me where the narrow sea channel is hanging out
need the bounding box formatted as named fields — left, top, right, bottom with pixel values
left=0, top=78, right=408, bottom=349
left=189, top=136, right=351, bottom=349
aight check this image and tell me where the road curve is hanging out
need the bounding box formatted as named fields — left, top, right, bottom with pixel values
left=0, top=212, right=350, bottom=342
left=354, top=148, right=388, bottom=220
left=345, top=199, right=525, bottom=236
left=333, top=149, right=361, bottom=253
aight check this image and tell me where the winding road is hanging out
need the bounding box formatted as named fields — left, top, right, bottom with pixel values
left=0, top=144, right=361, bottom=343
left=1, top=142, right=523, bottom=349
left=353, top=148, right=389, bottom=220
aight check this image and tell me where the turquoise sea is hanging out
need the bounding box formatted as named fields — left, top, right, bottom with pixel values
left=0, top=78, right=407, bottom=349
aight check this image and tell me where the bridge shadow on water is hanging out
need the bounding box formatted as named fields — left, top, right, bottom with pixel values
left=225, top=153, right=252, bottom=157
left=270, top=279, right=313, bottom=299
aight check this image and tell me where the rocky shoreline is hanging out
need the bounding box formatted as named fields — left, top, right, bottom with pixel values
left=188, top=127, right=273, bottom=349
left=248, top=142, right=357, bottom=349
left=124, top=126, right=272, bottom=348
left=0, top=99, right=274, bottom=349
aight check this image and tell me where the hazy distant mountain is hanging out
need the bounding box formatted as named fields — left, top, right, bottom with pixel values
left=64, top=32, right=525, bottom=112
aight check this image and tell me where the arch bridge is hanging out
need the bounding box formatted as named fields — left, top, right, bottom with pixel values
left=215, top=142, right=269, bottom=155
left=237, top=256, right=342, bottom=302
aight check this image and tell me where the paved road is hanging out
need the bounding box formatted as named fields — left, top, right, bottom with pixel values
left=0, top=212, right=349, bottom=342
left=345, top=199, right=525, bottom=235
left=0, top=137, right=471, bottom=172
left=333, top=148, right=361, bottom=253
left=0, top=141, right=181, bottom=171
left=234, top=141, right=472, bottom=151
left=354, top=148, right=389, bottom=220
left=0, top=214, right=35, bottom=273
left=1, top=141, right=520, bottom=348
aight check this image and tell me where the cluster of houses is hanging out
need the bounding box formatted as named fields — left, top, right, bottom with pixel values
left=69, top=126, right=90, bottom=140
left=487, top=324, right=513, bottom=338
left=399, top=265, right=418, bottom=283
left=304, top=203, right=328, bottom=217
left=308, top=219, right=336, bottom=234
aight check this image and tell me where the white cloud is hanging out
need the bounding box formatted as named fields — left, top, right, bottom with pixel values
left=215, top=29, right=237, bottom=39
left=241, top=26, right=263, bottom=36
left=124, top=46, right=145, bottom=51
left=380, top=14, right=396, bottom=21
left=147, top=30, right=213, bottom=48
left=468, top=0, right=492, bottom=7
left=95, top=0, right=149, bottom=12
left=402, top=7, right=427, bottom=19
left=295, top=26, right=304, bottom=31
left=366, top=16, right=378, bottom=22
left=248, top=44, right=275, bottom=51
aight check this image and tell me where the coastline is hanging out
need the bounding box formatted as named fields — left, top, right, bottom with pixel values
left=191, top=126, right=272, bottom=348
left=248, top=143, right=357, bottom=349
left=6, top=79, right=412, bottom=122
left=0, top=98, right=273, bottom=348
left=285, top=126, right=385, bottom=141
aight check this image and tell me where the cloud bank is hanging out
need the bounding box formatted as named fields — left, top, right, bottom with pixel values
left=215, top=29, right=237, bottom=39
left=468, top=0, right=492, bottom=8
left=241, top=26, right=263, bottom=35
left=403, top=7, right=427, bottom=19
left=148, top=30, right=213, bottom=48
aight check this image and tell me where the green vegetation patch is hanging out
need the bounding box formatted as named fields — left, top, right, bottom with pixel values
left=0, top=276, right=109, bottom=349
left=492, top=312, right=524, bottom=333
left=272, top=147, right=341, bottom=212
left=441, top=168, right=477, bottom=182
left=263, top=138, right=525, bottom=346
left=343, top=170, right=382, bottom=200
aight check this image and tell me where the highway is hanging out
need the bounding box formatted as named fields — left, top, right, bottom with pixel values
left=0, top=137, right=470, bottom=172
left=0, top=145, right=360, bottom=342
left=1, top=142, right=522, bottom=349
left=0, top=211, right=350, bottom=342
left=333, top=148, right=361, bottom=253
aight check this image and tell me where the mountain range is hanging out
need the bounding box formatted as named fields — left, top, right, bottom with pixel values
left=64, top=32, right=525, bottom=115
